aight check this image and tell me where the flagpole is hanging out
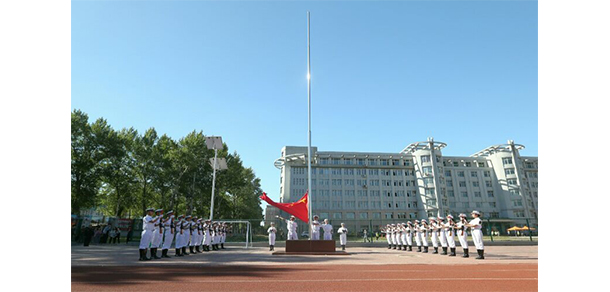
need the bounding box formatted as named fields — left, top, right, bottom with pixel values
left=306, top=11, right=313, bottom=241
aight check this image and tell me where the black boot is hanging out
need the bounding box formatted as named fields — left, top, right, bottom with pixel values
left=143, top=249, right=151, bottom=260
left=176, top=248, right=181, bottom=256
left=342, top=245, right=345, bottom=251
left=189, top=246, right=194, bottom=254
left=151, top=248, right=161, bottom=259
left=417, top=246, right=422, bottom=252
left=423, top=246, right=428, bottom=253
left=183, top=246, right=189, bottom=255
left=138, top=249, right=145, bottom=261
left=450, top=247, right=456, bottom=256
left=388, top=245, right=391, bottom=249
left=408, top=245, right=412, bottom=251
left=441, top=247, right=448, bottom=255
left=433, top=247, right=438, bottom=254
left=221, top=243, right=225, bottom=249
left=205, top=245, right=210, bottom=251
left=392, top=244, right=396, bottom=250
left=163, top=249, right=171, bottom=258
left=271, top=245, right=274, bottom=251
left=462, top=249, right=469, bottom=258
left=476, top=249, right=485, bottom=260
left=403, top=245, right=407, bottom=251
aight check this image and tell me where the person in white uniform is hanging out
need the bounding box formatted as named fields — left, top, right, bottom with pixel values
left=161, top=210, right=174, bottom=258
left=390, top=224, right=398, bottom=250
left=138, top=208, right=157, bottom=261
left=321, top=219, right=333, bottom=240
left=310, top=215, right=321, bottom=240
left=267, top=222, right=277, bottom=251
left=400, top=223, right=408, bottom=251
left=420, top=219, right=429, bottom=253
left=437, top=216, right=448, bottom=255
left=174, top=215, right=184, bottom=256
left=202, top=219, right=212, bottom=252
left=220, top=223, right=228, bottom=249
left=429, top=218, right=440, bottom=254
left=465, top=210, right=485, bottom=259
left=149, top=209, right=163, bottom=259
left=338, top=223, right=348, bottom=251
left=182, top=215, right=192, bottom=255
left=414, top=220, right=422, bottom=252
left=405, top=221, right=414, bottom=251
left=277, top=215, right=298, bottom=240
left=382, top=224, right=391, bottom=249
left=456, top=213, right=469, bottom=258
left=444, top=214, right=457, bottom=256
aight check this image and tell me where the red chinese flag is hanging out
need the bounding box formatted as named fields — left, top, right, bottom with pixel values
left=259, top=192, right=309, bottom=223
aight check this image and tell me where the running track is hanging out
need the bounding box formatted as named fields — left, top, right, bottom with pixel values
left=72, top=263, right=537, bottom=292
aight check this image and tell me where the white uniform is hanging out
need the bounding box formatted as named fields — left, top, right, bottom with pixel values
left=175, top=219, right=184, bottom=248
left=322, top=223, right=333, bottom=240
left=204, top=224, right=212, bottom=246
left=439, top=221, right=448, bottom=248
left=430, top=222, right=439, bottom=248
left=189, top=221, right=196, bottom=247
left=445, top=221, right=456, bottom=248
left=139, top=215, right=154, bottom=249
left=268, top=226, right=277, bottom=245
left=420, top=225, right=429, bottom=247
left=385, top=228, right=392, bottom=245
left=311, top=220, right=321, bottom=240
left=286, top=220, right=298, bottom=240
left=338, top=227, right=348, bottom=245
left=414, top=224, right=422, bottom=247
left=400, top=226, right=408, bottom=247
left=406, top=225, right=414, bottom=246
left=152, top=216, right=163, bottom=248
left=456, top=221, right=469, bottom=249
left=469, top=217, right=484, bottom=250
left=162, top=216, right=175, bottom=249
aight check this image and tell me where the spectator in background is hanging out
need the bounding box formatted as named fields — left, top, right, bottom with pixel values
left=109, top=228, right=117, bottom=244
left=126, top=227, right=133, bottom=244
left=375, top=231, right=380, bottom=241
left=114, top=227, right=121, bottom=243
left=93, top=226, right=102, bottom=244
left=83, top=226, right=94, bottom=246
left=101, top=224, right=111, bottom=244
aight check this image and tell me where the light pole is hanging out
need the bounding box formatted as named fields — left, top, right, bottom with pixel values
left=205, top=136, right=227, bottom=221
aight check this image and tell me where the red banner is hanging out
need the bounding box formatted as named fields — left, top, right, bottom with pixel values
left=260, top=192, right=309, bottom=223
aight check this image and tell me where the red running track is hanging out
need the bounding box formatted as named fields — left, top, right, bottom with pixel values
left=72, top=263, right=537, bottom=292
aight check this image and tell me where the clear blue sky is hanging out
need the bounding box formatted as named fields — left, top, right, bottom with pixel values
left=72, top=0, right=538, bottom=208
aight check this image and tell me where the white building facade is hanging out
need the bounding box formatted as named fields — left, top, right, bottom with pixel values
left=274, top=138, right=538, bottom=235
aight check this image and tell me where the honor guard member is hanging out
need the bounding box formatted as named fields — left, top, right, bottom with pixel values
left=189, top=217, right=197, bottom=254
left=399, top=223, right=407, bottom=251
left=203, top=220, right=212, bottom=251
left=182, top=215, right=191, bottom=255
left=195, top=218, right=203, bottom=253
left=267, top=222, right=277, bottom=251
left=138, top=208, right=156, bottom=261
left=394, top=224, right=402, bottom=250
left=321, top=219, right=333, bottom=240
left=445, top=214, right=457, bottom=256
left=383, top=224, right=392, bottom=249
left=150, top=209, right=164, bottom=259
left=161, top=211, right=174, bottom=258
left=211, top=222, right=219, bottom=250
left=429, top=218, right=440, bottom=254
left=420, top=219, right=429, bottom=253
left=311, top=215, right=321, bottom=240
left=175, top=215, right=184, bottom=256
left=406, top=221, right=414, bottom=251
left=338, top=223, right=348, bottom=251
left=277, top=215, right=298, bottom=240
left=414, top=220, right=423, bottom=252
left=465, top=210, right=485, bottom=259
left=456, top=213, right=470, bottom=257
left=220, top=222, right=227, bottom=249
left=438, top=217, right=448, bottom=255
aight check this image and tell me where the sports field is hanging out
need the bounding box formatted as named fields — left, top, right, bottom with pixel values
left=72, top=245, right=537, bottom=292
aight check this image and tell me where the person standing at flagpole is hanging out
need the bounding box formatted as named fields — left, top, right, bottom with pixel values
left=267, top=222, right=277, bottom=251
left=338, top=223, right=348, bottom=251
left=277, top=215, right=298, bottom=240
left=321, top=218, right=333, bottom=240
left=311, top=215, right=321, bottom=240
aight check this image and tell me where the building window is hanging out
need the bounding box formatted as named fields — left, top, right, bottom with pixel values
left=471, top=171, right=478, bottom=177
left=459, top=181, right=466, bottom=187
left=484, top=171, right=491, bottom=177
left=507, top=179, right=518, bottom=185
left=464, top=162, right=471, bottom=167
left=458, top=171, right=465, bottom=177
left=513, top=200, right=523, bottom=207
left=346, top=212, right=355, bottom=219
left=320, top=158, right=329, bottom=165
left=372, top=212, right=381, bottom=219
left=333, top=213, right=342, bottom=219
left=462, top=202, right=470, bottom=208
left=359, top=212, right=368, bottom=219
left=502, top=157, right=513, bottom=165
left=385, top=213, right=393, bottom=219
left=357, top=158, right=365, bottom=165
left=344, top=158, right=353, bottom=165
left=423, top=166, right=433, bottom=175
left=461, top=192, right=468, bottom=198
left=380, top=159, right=389, bottom=166
left=446, top=180, right=453, bottom=187
left=505, top=168, right=515, bottom=176
left=369, top=159, right=378, bottom=166
left=478, top=162, right=485, bottom=167
left=474, top=191, right=482, bottom=197
left=485, top=181, right=492, bottom=188
left=421, top=155, right=431, bottom=163
left=487, top=191, right=494, bottom=197
left=472, top=181, right=480, bottom=187
left=448, top=190, right=455, bottom=197
left=453, top=161, right=459, bottom=167
left=488, top=202, right=496, bottom=208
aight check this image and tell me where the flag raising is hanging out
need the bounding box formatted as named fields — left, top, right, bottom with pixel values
left=259, top=192, right=309, bottom=223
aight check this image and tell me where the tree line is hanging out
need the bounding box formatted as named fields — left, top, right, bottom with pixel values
left=71, top=109, right=264, bottom=220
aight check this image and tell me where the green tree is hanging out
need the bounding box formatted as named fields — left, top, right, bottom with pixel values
left=71, top=110, right=100, bottom=214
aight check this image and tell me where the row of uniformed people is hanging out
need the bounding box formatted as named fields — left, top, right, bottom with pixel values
left=380, top=210, right=485, bottom=260
left=138, top=208, right=231, bottom=261
left=269, top=215, right=349, bottom=251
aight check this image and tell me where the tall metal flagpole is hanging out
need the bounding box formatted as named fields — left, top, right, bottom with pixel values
left=306, top=11, right=313, bottom=241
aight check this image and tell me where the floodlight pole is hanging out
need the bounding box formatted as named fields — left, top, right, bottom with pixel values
left=210, top=147, right=218, bottom=222
left=306, top=11, right=313, bottom=240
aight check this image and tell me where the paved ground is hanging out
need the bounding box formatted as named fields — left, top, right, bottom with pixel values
left=72, top=245, right=537, bottom=291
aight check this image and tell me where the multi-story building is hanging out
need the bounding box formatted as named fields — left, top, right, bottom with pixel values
left=273, top=138, right=538, bottom=235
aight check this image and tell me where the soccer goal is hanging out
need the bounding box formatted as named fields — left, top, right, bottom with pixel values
left=220, top=220, right=253, bottom=249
